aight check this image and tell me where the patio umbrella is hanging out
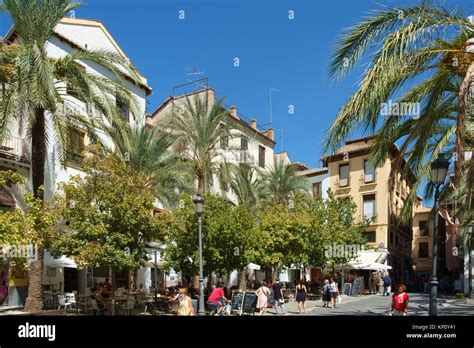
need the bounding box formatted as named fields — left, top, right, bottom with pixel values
left=354, top=263, right=392, bottom=271
left=247, top=263, right=261, bottom=271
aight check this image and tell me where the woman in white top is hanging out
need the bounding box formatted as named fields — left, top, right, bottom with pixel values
left=329, top=278, right=339, bottom=308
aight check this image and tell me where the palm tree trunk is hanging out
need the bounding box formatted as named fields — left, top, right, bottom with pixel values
left=197, top=174, right=205, bottom=195
left=24, top=108, right=46, bottom=313
left=456, top=62, right=474, bottom=187
left=238, top=269, right=247, bottom=291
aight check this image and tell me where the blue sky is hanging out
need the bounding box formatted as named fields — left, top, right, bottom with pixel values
left=1, top=0, right=472, bottom=170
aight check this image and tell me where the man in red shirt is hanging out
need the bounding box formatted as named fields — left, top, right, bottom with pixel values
left=207, top=282, right=229, bottom=314
left=389, top=284, right=409, bottom=316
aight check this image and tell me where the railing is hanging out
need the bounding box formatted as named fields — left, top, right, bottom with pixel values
left=0, top=136, right=28, bottom=161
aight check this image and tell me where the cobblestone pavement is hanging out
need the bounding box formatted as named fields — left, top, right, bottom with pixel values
left=262, top=293, right=474, bottom=316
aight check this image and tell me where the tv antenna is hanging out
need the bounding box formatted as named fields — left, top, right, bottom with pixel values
left=269, top=88, right=280, bottom=126
left=185, top=68, right=206, bottom=90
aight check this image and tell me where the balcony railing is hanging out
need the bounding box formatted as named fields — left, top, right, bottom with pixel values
left=0, top=136, right=28, bottom=163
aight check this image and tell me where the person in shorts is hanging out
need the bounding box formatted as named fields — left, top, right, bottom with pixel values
left=389, top=284, right=409, bottom=316
left=207, top=282, right=228, bottom=314
left=272, top=278, right=286, bottom=315
left=329, top=277, right=339, bottom=308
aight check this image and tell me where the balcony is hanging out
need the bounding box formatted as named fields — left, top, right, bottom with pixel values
left=239, top=150, right=255, bottom=166
left=0, top=136, right=29, bottom=165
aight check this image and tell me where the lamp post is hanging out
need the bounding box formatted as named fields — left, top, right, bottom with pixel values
left=429, top=156, right=450, bottom=316
left=193, top=194, right=205, bottom=316
left=465, top=225, right=473, bottom=298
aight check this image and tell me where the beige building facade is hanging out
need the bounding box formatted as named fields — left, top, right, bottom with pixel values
left=322, top=136, right=415, bottom=282
left=412, top=200, right=432, bottom=275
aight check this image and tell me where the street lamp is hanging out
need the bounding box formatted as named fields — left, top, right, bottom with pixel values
left=429, top=156, right=450, bottom=316
left=193, top=193, right=205, bottom=316
left=465, top=225, right=473, bottom=298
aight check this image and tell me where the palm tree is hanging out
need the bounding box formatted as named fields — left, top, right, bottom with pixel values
left=160, top=94, right=236, bottom=194
left=107, top=124, right=193, bottom=206
left=222, top=164, right=265, bottom=290
left=262, top=160, right=310, bottom=205
left=0, top=0, right=141, bottom=312
left=224, top=163, right=265, bottom=207
left=324, top=1, right=474, bottom=220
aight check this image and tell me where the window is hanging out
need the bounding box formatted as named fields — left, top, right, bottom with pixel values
left=312, top=182, right=322, bottom=198
left=364, top=160, right=375, bottom=183
left=339, top=164, right=349, bottom=187
left=362, top=231, right=376, bottom=243
left=66, top=127, right=85, bottom=165
left=418, top=242, right=429, bottom=258
left=241, top=137, right=248, bottom=151
left=258, top=146, right=265, bottom=168
left=419, top=220, right=429, bottom=236
left=220, top=124, right=228, bottom=148
left=363, top=194, right=376, bottom=221
left=117, top=101, right=129, bottom=123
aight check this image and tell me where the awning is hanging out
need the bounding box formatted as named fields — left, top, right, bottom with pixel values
left=353, top=263, right=392, bottom=271
left=247, top=263, right=261, bottom=271
left=345, top=250, right=390, bottom=270
left=0, top=185, right=15, bottom=207
left=43, top=251, right=77, bottom=268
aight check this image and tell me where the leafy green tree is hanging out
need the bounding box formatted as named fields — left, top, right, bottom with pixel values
left=254, top=199, right=309, bottom=281
left=0, top=0, right=141, bottom=312
left=48, top=154, right=161, bottom=269
left=159, top=194, right=258, bottom=284
left=0, top=171, right=60, bottom=310
left=254, top=193, right=367, bottom=281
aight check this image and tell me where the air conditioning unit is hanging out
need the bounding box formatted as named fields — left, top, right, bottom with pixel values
left=339, top=178, right=348, bottom=187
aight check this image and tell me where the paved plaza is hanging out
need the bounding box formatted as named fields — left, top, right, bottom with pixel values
left=263, top=293, right=474, bottom=316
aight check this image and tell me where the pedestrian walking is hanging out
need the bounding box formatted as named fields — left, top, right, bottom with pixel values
left=295, top=279, right=307, bottom=314
left=378, top=275, right=384, bottom=295
left=322, top=279, right=331, bottom=308
left=172, top=286, right=194, bottom=316
left=329, top=277, right=339, bottom=308
left=389, top=284, right=409, bottom=316
left=383, top=273, right=392, bottom=296
left=256, top=281, right=270, bottom=316
left=272, top=278, right=286, bottom=315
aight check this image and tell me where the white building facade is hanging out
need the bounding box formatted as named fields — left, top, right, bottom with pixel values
left=1, top=18, right=151, bottom=305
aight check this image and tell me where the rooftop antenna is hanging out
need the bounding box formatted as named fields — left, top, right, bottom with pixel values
left=269, top=88, right=280, bottom=126
left=185, top=68, right=205, bottom=90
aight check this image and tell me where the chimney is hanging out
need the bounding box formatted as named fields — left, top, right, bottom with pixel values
left=251, top=119, right=257, bottom=130
left=267, top=128, right=274, bottom=141
left=262, top=128, right=274, bottom=141
left=207, top=88, right=216, bottom=107
left=230, top=105, right=239, bottom=120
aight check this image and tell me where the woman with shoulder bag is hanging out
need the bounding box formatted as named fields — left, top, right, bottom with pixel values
left=256, top=281, right=270, bottom=316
